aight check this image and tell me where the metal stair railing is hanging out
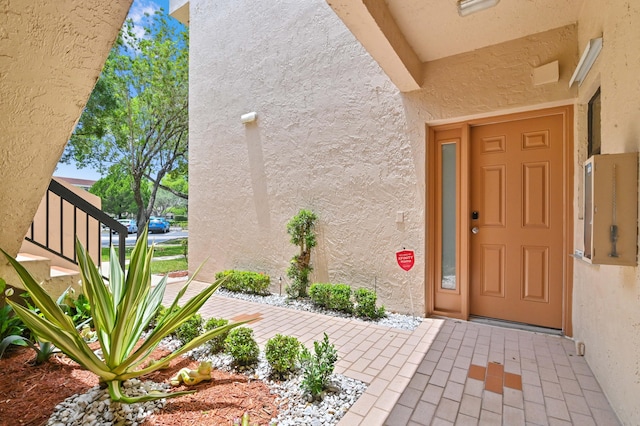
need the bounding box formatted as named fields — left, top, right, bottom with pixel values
left=24, top=179, right=127, bottom=270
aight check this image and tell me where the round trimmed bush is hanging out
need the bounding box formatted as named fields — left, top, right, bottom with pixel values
left=224, top=327, right=259, bottom=366
left=174, top=313, right=202, bottom=344
left=354, top=288, right=386, bottom=319
left=204, top=317, right=230, bottom=353
left=265, top=334, right=301, bottom=377
left=328, top=284, right=353, bottom=313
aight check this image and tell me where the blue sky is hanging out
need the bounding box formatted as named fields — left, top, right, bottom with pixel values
left=55, top=0, right=172, bottom=181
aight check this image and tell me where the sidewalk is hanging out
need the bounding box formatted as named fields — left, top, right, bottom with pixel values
left=162, top=280, right=620, bottom=426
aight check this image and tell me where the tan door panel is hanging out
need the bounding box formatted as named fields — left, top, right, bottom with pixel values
left=469, top=114, right=564, bottom=329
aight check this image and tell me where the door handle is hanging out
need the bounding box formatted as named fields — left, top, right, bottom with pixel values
left=471, top=227, right=479, bottom=234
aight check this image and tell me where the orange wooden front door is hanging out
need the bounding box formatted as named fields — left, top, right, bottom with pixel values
left=469, top=113, right=564, bottom=329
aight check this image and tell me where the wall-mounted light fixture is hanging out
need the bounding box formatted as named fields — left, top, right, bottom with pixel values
left=457, top=0, right=500, bottom=17
left=241, top=111, right=257, bottom=124
left=569, top=37, right=603, bottom=87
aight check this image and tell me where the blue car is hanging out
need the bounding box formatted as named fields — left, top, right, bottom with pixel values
left=148, top=217, right=170, bottom=234
left=112, top=219, right=138, bottom=234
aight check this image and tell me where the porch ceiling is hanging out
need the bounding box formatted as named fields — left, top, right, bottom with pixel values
left=327, top=0, right=584, bottom=91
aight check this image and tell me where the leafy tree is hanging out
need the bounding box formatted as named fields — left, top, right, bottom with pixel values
left=90, top=165, right=149, bottom=218
left=151, top=173, right=187, bottom=216
left=152, top=187, right=185, bottom=217
left=63, top=10, right=188, bottom=231
left=161, top=173, right=188, bottom=198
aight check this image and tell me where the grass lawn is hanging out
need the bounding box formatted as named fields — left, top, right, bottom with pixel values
left=151, top=244, right=186, bottom=257
left=150, top=258, right=188, bottom=275
left=102, top=241, right=186, bottom=261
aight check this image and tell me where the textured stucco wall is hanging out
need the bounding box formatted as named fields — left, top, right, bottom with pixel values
left=189, top=0, right=583, bottom=316
left=571, top=1, right=640, bottom=424
left=188, top=0, right=639, bottom=421
left=405, top=25, right=578, bottom=121
left=189, top=0, right=579, bottom=317
left=189, top=0, right=425, bottom=315
left=0, top=1, right=131, bottom=278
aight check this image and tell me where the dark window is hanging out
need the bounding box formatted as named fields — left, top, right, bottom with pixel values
left=588, top=88, right=601, bottom=157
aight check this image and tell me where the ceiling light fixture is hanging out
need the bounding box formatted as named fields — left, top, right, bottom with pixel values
left=569, top=37, right=603, bottom=87
left=457, top=0, right=500, bottom=17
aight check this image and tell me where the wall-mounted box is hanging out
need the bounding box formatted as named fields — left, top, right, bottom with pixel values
left=583, top=153, right=638, bottom=265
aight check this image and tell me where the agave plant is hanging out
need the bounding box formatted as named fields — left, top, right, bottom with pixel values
left=1, top=228, right=242, bottom=403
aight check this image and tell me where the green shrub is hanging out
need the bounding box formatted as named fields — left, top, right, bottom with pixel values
left=354, top=288, right=386, bottom=319
left=265, top=334, right=301, bottom=377
left=150, top=304, right=179, bottom=329
left=181, top=238, right=188, bottom=259
left=309, top=283, right=353, bottom=313
left=175, top=314, right=203, bottom=344
left=204, top=317, right=229, bottom=353
left=0, top=280, right=28, bottom=358
left=309, top=283, right=331, bottom=308
left=300, top=333, right=338, bottom=399
left=328, top=284, right=353, bottom=313
left=57, top=289, right=92, bottom=328
left=286, top=210, right=317, bottom=298
left=225, top=327, right=259, bottom=366
left=215, top=270, right=270, bottom=295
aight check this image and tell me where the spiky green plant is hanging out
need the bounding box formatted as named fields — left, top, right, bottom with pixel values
left=1, top=228, right=243, bottom=403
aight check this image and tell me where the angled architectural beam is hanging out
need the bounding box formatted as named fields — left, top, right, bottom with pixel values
left=327, top=0, right=423, bottom=92
left=0, top=1, right=132, bottom=260
left=169, top=0, right=190, bottom=26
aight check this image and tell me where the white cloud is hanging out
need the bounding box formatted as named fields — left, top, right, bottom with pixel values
left=127, top=0, right=161, bottom=39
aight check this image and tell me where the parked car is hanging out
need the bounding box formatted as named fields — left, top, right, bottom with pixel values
left=112, top=218, right=138, bottom=234
left=148, top=217, right=170, bottom=234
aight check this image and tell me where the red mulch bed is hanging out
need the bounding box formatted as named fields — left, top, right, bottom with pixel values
left=166, top=271, right=189, bottom=278
left=0, top=345, right=278, bottom=426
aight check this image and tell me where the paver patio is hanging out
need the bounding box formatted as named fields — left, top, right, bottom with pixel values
left=162, top=280, right=620, bottom=425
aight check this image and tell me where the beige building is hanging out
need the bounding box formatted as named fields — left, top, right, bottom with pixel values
left=172, top=0, right=639, bottom=423
left=0, top=1, right=131, bottom=297
left=2, top=0, right=637, bottom=424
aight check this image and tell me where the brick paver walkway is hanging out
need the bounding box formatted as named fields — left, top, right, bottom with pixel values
left=162, top=280, right=620, bottom=425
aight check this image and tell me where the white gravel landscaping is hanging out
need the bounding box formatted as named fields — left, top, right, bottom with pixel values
left=46, top=289, right=420, bottom=425
left=214, top=288, right=423, bottom=331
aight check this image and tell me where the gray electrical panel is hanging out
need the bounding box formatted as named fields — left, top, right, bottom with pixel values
left=583, top=153, right=638, bottom=266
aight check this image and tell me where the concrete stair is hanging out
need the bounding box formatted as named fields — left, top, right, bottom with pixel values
left=9, top=253, right=82, bottom=299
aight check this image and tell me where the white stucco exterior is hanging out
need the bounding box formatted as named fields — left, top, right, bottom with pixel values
left=182, top=0, right=639, bottom=423
left=185, top=0, right=580, bottom=323
left=187, top=0, right=424, bottom=315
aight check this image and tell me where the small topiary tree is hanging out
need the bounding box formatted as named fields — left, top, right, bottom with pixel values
left=286, top=209, right=317, bottom=298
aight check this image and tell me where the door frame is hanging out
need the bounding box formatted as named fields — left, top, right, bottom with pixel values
left=426, top=105, right=574, bottom=335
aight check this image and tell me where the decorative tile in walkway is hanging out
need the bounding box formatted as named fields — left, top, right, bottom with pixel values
left=230, top=312, right=264, bottom=323
left=162, top=281, right=621, bottom=426
left=385, top=319, right=621, bottom=426
left=467, top=361, right=523, bottom=395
